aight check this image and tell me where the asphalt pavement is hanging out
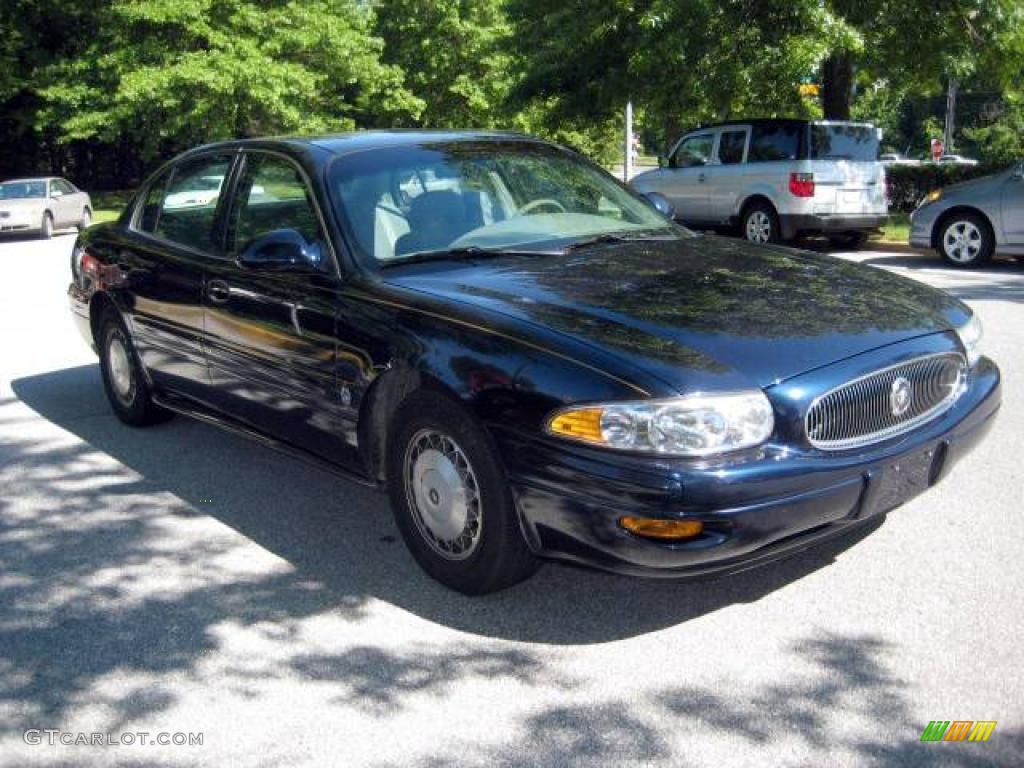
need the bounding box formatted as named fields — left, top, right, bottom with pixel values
left=1, top=233, right=1021, bottom=767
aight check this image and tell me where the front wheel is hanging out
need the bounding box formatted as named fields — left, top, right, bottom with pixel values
left=742, top=202, right=780, bottom=245
left=40, top=212, right=53, bottom=240
left=78, top=208, right=92, bottom=231
left=938, top=213, right=993, bottom=267
left=386, top=390, right=539, bottom=595
left=98, top=312, right=171, bottom=427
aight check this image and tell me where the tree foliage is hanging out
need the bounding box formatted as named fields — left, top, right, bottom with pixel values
left=37, top=0, right=421, bottom=161
left=0, top=0, right=1021, bottom=185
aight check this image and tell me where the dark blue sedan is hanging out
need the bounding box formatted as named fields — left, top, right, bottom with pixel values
left=68, top=132, right=1000, bottom=594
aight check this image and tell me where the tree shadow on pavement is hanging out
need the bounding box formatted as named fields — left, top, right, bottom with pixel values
left=9, top=364, right=886, bottom=647
left=385, top=631, right=1023, bottom=767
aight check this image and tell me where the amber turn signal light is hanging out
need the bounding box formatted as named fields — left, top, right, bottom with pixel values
left=619, top=516, right=704, bottom=540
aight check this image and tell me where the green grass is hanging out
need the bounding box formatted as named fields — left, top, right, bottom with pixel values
left=880, top=212, right=910, bottom=243
left=89, top=190, right=132, bottom=225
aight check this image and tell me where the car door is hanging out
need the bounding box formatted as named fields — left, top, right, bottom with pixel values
left=124, top=152, right=236, bottom=399
left=657, top=132, right=715, bottom=223
left=1001, top=164, right=1024, bottom=245
left=49, top=178, right=78, bottom=227
left=705, top=126, right=750, bottom=222
left=202, top=149, right=358, bottom=468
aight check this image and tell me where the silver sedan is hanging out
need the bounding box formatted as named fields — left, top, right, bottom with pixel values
left=910, top=162, right=1024, bottom=267
left=0, top=177, right=93, bottom=238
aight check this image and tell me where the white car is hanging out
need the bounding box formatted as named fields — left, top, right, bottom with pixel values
left=163, top=175, right=267, bottom=210
left=0, top=177, right=92, bottom=238
left=937, top=154, right=979, bottom=166
left=631, top=119, right=888, bottom=248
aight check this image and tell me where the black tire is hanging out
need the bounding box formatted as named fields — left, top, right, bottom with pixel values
left=741, top=201, right=781, bottom=245
left=936, top=212, right=994, bottom=268
left=828, top=231, right=869, bottom=250
left=386, top=390, right=539, bottom=595
left=78, top=207, right=92, bottom=231
left=97, top=310, right=170, bottom=427
left=40, top=212, right=53, bottom=240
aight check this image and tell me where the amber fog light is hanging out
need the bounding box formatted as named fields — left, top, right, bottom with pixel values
left=619, top=516, right=704, bottom=540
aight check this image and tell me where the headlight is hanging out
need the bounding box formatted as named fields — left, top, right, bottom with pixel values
left=546, top=391, right=774, bottom=457
left=955, top=313, right=983, bottom=367
left=923, top=189, right=942, bottom=205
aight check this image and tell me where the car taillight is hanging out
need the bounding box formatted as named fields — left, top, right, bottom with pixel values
left=789, top=172, right=815, bottom=197
left=80, top=251, right=101, bottom=278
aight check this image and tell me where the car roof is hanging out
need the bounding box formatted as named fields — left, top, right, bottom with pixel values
left=184, top=130, right=542, bottom=159
left=682, top=118, right=875, bottom=133
left=1, top=177, right=56, bottom=184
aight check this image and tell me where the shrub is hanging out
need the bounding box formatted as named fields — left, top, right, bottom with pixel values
left=885, top=163, right=1013, bottom=213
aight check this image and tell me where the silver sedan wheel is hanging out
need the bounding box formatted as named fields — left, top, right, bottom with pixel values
left=404, top=429, right=482, bottom=560
left=107, top=331, right=135, bottom=404
left=745, top=211, right=772, bottom=243
left=942, top=220, right=983, bottom=263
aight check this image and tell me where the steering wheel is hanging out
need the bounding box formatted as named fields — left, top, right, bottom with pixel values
left=518, top=198, right=567, bottom=215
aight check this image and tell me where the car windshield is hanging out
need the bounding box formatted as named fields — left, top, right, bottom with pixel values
left=810, top=124, right=880, bottom=162
left=0, top=181, right=47, bottom=200
left=328, top=140, right=682, bottom=265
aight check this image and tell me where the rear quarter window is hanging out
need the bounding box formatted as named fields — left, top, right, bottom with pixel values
left=748, top=125, right=802, bottom=163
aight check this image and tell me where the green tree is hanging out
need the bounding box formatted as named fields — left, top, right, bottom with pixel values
left=36, top=0, right=422, bottom=162
left=374, top=0, right=512, bottom=128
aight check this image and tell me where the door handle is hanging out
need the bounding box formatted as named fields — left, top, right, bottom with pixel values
left=698, top=173, right=706, bottom=183
left=207, top=280, right=231, bottom=303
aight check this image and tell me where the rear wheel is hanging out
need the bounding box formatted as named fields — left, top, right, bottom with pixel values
left=40, top=212, right=53, bottom=240
left=742, top=201, right=780, bottom=245
left=98, top=311, right=170, bottom=426
left=386, top=390, right=539, bottom=594
left=938, top=213, right=993, bottom=267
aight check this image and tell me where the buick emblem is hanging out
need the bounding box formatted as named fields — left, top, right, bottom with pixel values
left=890, top=376, right=913, bottom=417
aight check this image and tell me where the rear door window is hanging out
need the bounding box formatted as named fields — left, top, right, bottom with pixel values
left=152, top=154, right=234, bottom=252
left=748, top=125, right=802, bottom=162
left=717, top=130, right=748, bottom=165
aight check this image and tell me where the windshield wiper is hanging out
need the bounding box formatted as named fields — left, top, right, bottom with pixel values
left=564, top=229, right=678, bottom=252
left=381, top=245, right=553, bottom=267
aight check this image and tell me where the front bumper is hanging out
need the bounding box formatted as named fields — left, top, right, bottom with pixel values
left=780, top=213, right=887, bottom=241
left=0, top=214, right=38, bottom=234
left=909, top=204, right=941, bottom=249
left=494, top=357, right=1000, bottom=578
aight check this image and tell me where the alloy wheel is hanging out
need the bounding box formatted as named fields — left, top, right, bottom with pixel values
left=943, top=220, right=982, bottom=264
left=746, top=211, right=771, bottom=243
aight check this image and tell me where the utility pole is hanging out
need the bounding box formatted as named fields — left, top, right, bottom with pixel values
left=624, top=101, right=633, bottom=183
left=944, top=75, right=958, bottom=154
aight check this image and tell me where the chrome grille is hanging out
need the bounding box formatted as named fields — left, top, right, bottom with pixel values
left=806, top=353, right=966, bottom=450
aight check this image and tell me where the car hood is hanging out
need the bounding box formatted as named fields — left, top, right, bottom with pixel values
left=385, top=236, right=969, bottom=392
left=942, top=169, right=1010, bottom=197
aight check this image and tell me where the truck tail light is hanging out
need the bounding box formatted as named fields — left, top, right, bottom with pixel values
left=789, top=172, right=815, bottom=197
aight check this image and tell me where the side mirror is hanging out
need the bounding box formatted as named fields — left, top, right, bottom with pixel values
left=641, top=192, right=675, bottom=219
left=237, top=228, right=322, bottom=272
